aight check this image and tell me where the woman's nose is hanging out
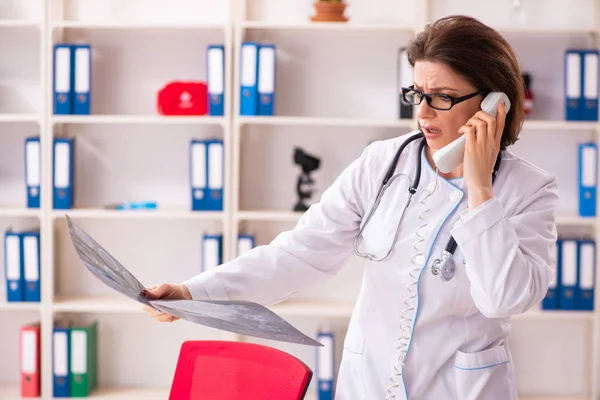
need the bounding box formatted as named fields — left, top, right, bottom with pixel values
left=416, top=99, right=436, bottom=119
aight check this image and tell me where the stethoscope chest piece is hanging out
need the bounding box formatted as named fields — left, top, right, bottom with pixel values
left=431, top=250, right=456, bottom=282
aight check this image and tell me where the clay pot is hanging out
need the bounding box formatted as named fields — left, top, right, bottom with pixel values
left=310, top=1, right=348, bottom=23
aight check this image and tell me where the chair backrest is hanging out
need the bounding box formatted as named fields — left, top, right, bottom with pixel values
left=169, top=340, right=313, bottom=400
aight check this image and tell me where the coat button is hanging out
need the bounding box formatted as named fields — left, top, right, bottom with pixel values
left=449, top=191, right=461, bottom=202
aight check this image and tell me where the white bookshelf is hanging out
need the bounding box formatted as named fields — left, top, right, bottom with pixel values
left=0, top=0, right=599, bottom=398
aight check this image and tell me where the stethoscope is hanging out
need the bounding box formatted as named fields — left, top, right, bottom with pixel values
left=353, top=131, right=502, bottom=282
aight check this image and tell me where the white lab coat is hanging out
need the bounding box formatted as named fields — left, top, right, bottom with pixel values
left=184, top=130, right=559, bottom=400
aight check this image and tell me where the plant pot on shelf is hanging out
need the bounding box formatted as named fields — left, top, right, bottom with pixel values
left=310, top=1, right=348, bottom=23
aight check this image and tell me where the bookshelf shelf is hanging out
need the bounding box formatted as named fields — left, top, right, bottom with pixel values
left=0, top=20, right=40, bottom=28
left=49, top=295, right=598, bottom=322
left=237, top=117, right=600, bottom=131
left=269, top=299, right=356, bottom=318
left=52, top=21, right=226, bottom=31
left=58, top=387, right=170, bottom=400
left=0, top=301, right=42, bottom=312
left=237, top=116, right=416, bottom=129
left=235, top=211, right=589, bottom=226
left=51, top=115, right=226, bottom=126
left=239, top=20, right=414, bottom=33
left=267, top=298, right=596, bottom=321
left=514, top=309, right=596, bottom=322
left=52, top=208, right=225, bottom=221
left=0, top=208, right=42, bottom=218
left=52, top=295, right=144, bottom=314
left=556, top=215, right=596, bottom=227
left=495, top=26, right=597, bottom=35
left=0, top=114, right=40, bottom=123
left=0, top=385, right=38, bottom=400
left=522, top=120, right=600, bottom=131
left=236, top=210, right=304, bottom=222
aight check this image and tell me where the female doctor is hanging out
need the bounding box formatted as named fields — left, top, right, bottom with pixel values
left=144, top=15, right=558, bottom=400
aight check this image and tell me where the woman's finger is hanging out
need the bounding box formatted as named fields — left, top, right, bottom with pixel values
left=459, top=124, right=476, bottom=139
left=472, top=111, right=496, bottom=140
left=459, top=125, right=477, bottom=152
left=467, top=117, right=487, bottom=144
left=156, top=313, right=178, bottom=323
left=495, top=101, right=507, bottom=146
left=142, top=305, right=156, bottom=313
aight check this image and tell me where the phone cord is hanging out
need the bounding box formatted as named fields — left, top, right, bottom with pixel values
left=385, top=170, right=440, bottom=399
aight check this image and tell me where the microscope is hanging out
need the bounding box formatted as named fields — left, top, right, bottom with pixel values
left=293, top=147, right=321, bottom=212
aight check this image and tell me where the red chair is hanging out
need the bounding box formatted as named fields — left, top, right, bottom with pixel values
left=169, top=340, right=313, bottom=400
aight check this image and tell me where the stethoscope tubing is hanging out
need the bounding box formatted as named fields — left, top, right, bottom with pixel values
left=354, top=131, right=502, bottom=271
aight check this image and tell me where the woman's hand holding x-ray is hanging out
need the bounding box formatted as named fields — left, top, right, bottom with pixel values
left=142, top=283, right=193, bottom=322
left=460, top=100, right=507, bottom=210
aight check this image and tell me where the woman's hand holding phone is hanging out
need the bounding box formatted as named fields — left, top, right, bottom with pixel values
left=460, top=100, right=507, bottom=210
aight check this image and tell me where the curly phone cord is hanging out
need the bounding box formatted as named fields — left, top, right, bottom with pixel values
left=385, top=174, right=439, bottom=400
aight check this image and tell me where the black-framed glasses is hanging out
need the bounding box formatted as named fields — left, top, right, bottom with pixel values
left=401, top=85, right=489, bottom=111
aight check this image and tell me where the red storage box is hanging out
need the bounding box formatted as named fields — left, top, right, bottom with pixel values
left=157, top=81, right=208, bottom=116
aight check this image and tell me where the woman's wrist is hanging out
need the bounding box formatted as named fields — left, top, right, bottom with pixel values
left=468, top=185, right=494, bottom=210
left=180, top=284, right=193, bottom=300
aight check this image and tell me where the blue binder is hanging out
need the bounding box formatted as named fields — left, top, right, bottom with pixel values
left=578, top=239, right=595, bottom=310
left=316, top=331, right=334, bottom=399
left=202, top=234, right=222, bottom=271
left=25, top=136, right=41, bottom=209
left=565, top=49, right=582, bottom=121
left=237, top=234, right=255, bottom=256
left=240, top=42, right=259, bottom=116
left=53, top=44, right=74, bottom=115
left=206, top=139, right=224, bottom=211
left=578, top=143, right=597, bottom=217
left=73, top=44, right=91, bottom=115
left=22, top=231, right=40, bottom=302
left=542, top=239, right=561, bottom=310
left=190, top=139, right=207, bottom=211
left=53, top=325, right=70, bottom=397
left=581, top=50, right=599, bottom=121
left=257, top=44, right=276, bottom=116
left=53, top=138, right=75, bottom=210
left=4, top=230, right=23, bottom=302
left=207, top=44, right=225, bottom=116
left=560, top=239, right=579, bottom=310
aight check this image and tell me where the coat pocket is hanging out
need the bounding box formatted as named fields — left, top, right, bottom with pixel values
left=335, top=323, right=365, bottom=400
left=454, top=344, right=517, bottom=400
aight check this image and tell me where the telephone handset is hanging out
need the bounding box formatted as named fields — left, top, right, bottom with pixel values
left=432, top=92, right=511, bottom=174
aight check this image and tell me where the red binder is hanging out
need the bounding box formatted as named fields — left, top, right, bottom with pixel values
left=20, top=323, right=40, bottom=398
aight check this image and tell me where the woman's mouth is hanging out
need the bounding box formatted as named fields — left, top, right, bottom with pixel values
left=422, top=126, right=443, bottom=138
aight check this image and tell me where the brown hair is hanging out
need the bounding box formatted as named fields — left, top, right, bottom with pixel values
left=407, top=15, right=524, bottom=149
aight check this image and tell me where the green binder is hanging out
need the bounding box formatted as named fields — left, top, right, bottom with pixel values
left=69, top=321, right=98, bottom=397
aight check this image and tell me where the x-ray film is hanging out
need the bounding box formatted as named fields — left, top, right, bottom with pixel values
left=65, top=215, right=322, bottom=347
